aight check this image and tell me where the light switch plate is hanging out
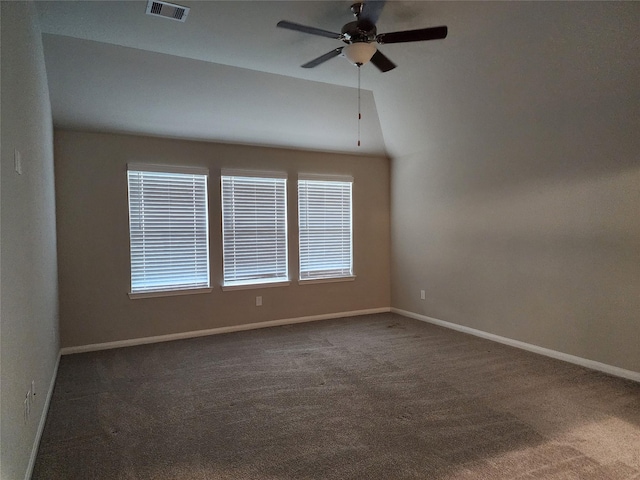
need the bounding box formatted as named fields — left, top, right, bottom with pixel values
left=14, top=149, right=22, bottom=175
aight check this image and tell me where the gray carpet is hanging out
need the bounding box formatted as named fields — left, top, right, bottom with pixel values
left=34, top=313, right=640, bottom=479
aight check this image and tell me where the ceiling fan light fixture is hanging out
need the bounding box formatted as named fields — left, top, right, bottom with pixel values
left=343, top=42, right=377, bottom=66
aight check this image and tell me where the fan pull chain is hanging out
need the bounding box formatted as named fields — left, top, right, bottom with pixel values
left=357, top=65, right=361, bottom=147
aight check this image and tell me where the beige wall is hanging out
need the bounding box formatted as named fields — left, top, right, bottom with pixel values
left=390, top=20, right=640, bottom=373
left=1, top=2, right=60, bottom=478
left=55, top=130, right=390, bottom=348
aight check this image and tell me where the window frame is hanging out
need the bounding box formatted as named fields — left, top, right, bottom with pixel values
left=298, top=174, right=355, bottom=284
left=126, top=163, right=212, bottom=299
left=220, top=169, right=290, bottom=290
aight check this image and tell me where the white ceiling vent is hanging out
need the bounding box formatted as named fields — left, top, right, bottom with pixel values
left=145, top=1, right=189, bottom=22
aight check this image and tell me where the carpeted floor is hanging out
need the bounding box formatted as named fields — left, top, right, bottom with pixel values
left=34, top=313, right=640, bottom=479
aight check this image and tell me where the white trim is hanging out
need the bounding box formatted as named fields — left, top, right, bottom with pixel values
left=127, top=163, right=209, bottom=175
left=298, top=276, right=356, bottom=285
left=221, top=281, right=290, bottom=291
left=25, top=351, right=61, bottom=480
left=298, top=173, right=354, bottom=183
left=221, top=169, right=287, bottom=179
left=60, top=307, right=391, bottom=355
left=128, top=287, right=213, bottom=299
left=392, top=308, right=640, bottom=383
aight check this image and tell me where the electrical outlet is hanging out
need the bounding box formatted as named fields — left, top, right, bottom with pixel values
left=420, top=290, right=426, bottom=300
left=256, top=296, right=262, bottom=307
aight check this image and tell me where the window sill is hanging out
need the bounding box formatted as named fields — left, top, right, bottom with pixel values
left=298, top=276, right=356, bottom=285
left=222, top=280, right=291, bottom=292
left=128, top=287, right=213, bottom=299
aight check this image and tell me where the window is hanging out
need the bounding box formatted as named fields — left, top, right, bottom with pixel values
left=127, top=164, right=210, bottom=297
left=221, top=171, right=288, bottom=288
left=298, top=175, right=353, bottom=282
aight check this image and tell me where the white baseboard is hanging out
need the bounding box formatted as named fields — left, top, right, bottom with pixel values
left=60, top=307, right=392, bottom=355
left=392, top=308, right=640, bottom=383
left=25, top=351, right=61, bottom=480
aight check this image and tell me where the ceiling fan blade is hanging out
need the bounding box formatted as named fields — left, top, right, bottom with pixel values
left=358, top=0, right=386, bottom=31
left=377, top=26, right=448, bottom=44
left=370, top=50, right=396, bottom=72
left=301, top=48, right=344, bottom=68
left=277, top=21, right=342, bottom=40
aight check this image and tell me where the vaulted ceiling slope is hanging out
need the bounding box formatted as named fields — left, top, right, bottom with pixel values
left=36, top=1, right=640, bottom=159
left=41, top=34, right=386, bottom=155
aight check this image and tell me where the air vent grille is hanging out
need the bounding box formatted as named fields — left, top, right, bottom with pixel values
left=145, top=0, right=189, bottom=22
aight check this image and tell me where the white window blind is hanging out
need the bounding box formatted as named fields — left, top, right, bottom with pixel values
left=127, top=165, right=210, bottom=294
left=221, top=172, right=288, bottom=287
left=298, top=176, right=353, bottom=281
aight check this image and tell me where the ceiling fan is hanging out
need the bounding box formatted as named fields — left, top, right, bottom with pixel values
left=277, top=1, right=447, bottom=72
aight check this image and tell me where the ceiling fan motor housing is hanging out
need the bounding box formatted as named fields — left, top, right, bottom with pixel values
left=341, top=21, right=376, bottom=44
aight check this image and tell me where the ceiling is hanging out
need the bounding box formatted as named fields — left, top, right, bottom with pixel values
left=36, top=1, right=639, bottom=158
